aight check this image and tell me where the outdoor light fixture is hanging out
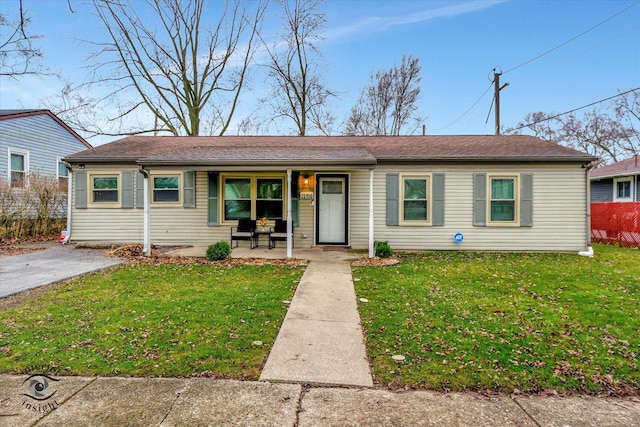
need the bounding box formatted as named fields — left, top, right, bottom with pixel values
left=298, top=173, right=315, bottom=194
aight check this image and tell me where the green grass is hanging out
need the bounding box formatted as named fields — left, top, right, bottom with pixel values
left=353, top=245, right=640, bottom=394
left=0, top=263, right=304, bottom=379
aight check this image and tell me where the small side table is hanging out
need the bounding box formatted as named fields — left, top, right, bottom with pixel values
left=253, top=230, right=271, bottom=248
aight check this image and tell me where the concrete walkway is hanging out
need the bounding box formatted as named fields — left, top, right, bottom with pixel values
left=0, top=242, right=123, bottom=298
left=260, top=260, right=374, bottom=387
left=1, top=374, right=639, bottom=426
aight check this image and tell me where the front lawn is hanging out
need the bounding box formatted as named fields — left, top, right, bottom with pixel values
left=0, top=263, right=303, bottom=378
left=353, top=244, right=640, bottom=394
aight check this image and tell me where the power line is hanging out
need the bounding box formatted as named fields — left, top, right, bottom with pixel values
left=503, top=0, right=640, bottom=75
left=509, top=25, right=640, bottom=85
left=512, top=87, right=640, bottom=131
left=432, top=82, right=493, bottom=131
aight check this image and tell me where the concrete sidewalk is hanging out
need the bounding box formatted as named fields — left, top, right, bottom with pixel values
left=260, top=260, right=373, bottom=387
left=1, top=375, right=639, bottom=426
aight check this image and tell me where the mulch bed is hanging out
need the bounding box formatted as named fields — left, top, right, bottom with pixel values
left=106, top=244, right=308, bottom=268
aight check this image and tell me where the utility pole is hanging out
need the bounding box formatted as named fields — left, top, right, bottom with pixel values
left=493, top=68, right=509, bottom=135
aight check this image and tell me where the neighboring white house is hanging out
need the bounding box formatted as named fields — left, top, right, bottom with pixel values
left=0, top=109, right=92, bottom=189
left=64, top=135, right=596, bottom=257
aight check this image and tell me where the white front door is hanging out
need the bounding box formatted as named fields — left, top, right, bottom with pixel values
left=317, top=176, right=347, bottom=244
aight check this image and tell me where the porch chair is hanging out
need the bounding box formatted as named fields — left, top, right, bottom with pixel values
left=230, top=219, right=256, bottom=249
left=269, top=219, right=293, bottom=249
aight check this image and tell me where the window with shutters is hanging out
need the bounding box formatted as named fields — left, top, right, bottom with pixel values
left=89, top=173, right=120, bottom=206
left=488, top=175, right=519, bottom=225
left=399, top=174, right=432, bottom=225
left=152, top=175, right=180, bottom=203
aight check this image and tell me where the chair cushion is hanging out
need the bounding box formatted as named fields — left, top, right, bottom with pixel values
left=270, top=232, right=287, bottom=240
left=232, top=232, right=253, bottom=238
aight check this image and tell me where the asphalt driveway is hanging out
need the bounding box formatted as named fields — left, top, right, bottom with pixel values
left=0, top=242, right=123, bottom=298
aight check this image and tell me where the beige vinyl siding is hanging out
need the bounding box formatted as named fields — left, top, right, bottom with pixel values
left=70, top=165, right=143, bottom=243
left=296, top=195, right=314, bottom=248
left=348, top=163, right=588, bottom=252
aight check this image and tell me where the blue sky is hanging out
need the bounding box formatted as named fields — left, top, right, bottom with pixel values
left=1, top=0, right=638, bottom=143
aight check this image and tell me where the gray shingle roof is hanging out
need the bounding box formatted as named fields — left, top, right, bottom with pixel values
left=64, top=134, right=596, bottom=165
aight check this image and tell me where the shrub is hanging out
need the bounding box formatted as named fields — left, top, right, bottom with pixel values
left=206, top=241, right=232, bottom=261
left=374, top=240, right=393, bottom=258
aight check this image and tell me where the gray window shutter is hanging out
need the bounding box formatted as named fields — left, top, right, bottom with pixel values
left=432, top=173, right=445, bottom=226
left=75, top=171, right=87, bottom=209
left=386, top=173, right=399, bottom=226
left=122, top=171, right=134, bottom=208
left=473, top=173, right=486, bottom=226
left=183, top=171, right=196, bottom=208
left=207, top=172, right=218, bottom=225
left=135, top=172, right=144, bottom=208
left=520, top=173, right=533, bottom=227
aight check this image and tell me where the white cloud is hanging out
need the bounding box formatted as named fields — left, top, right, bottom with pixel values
left=325, top=0, right=507, bottom=41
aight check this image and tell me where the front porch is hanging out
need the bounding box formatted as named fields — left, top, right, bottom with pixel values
left=162, top=245, right=361, bottom=263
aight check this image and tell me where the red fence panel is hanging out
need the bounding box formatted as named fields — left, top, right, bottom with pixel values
left=591, top=202, right=640, bottom=247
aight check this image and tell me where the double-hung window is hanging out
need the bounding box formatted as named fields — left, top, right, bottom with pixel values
left=57, top=158, right=68, bottom=191
left=224, top=178, right=252, bottom=220
left=92, top=175, right=119, bottom=203
left=256, top=178, right=283, bottom=219
left=153, top=175, right=180, bottom=203
left=489, top=176, right=517, bottom=223
left=614, top=177, right=632, bottom=202
left=400, top=175, right=430, bottom=224
left=9, top=149, right=29, bottom=188
left=222, top=176, right=284, bottom=222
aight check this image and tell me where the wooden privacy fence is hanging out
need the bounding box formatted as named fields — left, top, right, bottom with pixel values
left=591, top=202, right=640, bottom=248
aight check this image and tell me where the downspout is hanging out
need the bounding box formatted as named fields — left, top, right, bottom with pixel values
left=368, top=169, right=374, bottom=258
left=286, top=169, right=292, bottom=258
left=64, top=162, right=73, bottom=242
left=139, top=166, right=151, bottom=256
left=579, top=161, right=596, bottom=257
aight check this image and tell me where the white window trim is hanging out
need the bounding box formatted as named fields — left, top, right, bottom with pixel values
left=487, top=174, right=520, bottom=226
left=613, top=177, right=633, bottom=202
left=88, top=172, right=121, bottom=207
left=57, top=157, right=69, bottom=186
left=151, top=173, right=182, bottom=205
left=221, top=173, right=286, bottom=224
left=399, top=174, right=432, bottom=226
left=56, top=157, right=68, bottom=179
left=8, top=147, right=30, bottom=187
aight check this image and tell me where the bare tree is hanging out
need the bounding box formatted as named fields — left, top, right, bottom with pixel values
left=54, top=0, right=266, bottom=138
left=508, top=112, right=560, bottom=142
left=508, top=89, right=640, bottom=165
left=261, top=0, right=336, bottom=136
left=0, top=0, right=43, bottom=78
left=613, top=89, right=640, bottom=157
left=345, top=55, right=424, bottom=136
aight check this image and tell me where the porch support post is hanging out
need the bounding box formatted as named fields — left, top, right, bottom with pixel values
left=66, top=165, right=73, bottom=238
left=368, top=168, right=374, bottom=258
left=141, top=167, right=151, bottom=256
left=287, top=169, right=293, bottom=258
